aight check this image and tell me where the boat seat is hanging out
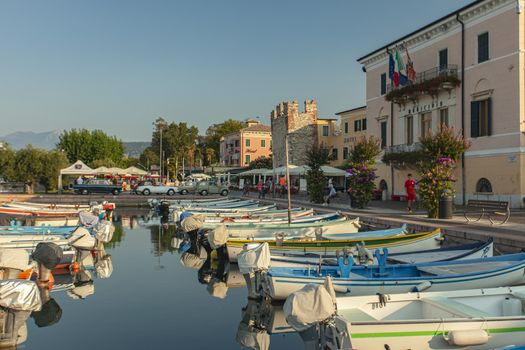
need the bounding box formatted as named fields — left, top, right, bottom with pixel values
left=340, top=308, right=377, bottom=321
left=422, top=297, right=492, bottom=318
left=416, top=261, right=514, bottom=277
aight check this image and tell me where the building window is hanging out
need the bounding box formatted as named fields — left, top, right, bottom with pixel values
left=421, top=113, right=432, bottom=138
left=245, top=139, right=251, bottom=147
left=406, top=115, right=414, bottom=145
left=471, top=98, right=492, bottom=137
left=322, top=125, right=329, bottom=137
left=476, top=178, right=493, bottom=193
left=234, top=140, right=239, bottom=147
left=438, top=48, right=448, bottom=71
left=380, top=73, right=387, bottom=95
left=343, top=147, right=349, bottom=160
left=362, top=118, right=367, bottom=131
left=245, top=155, right=251, bottom=165
left=354, top=120, right=362, bottom=132
left=331, top=148, right=338, bottom=160
left=344, top=122, right=349, bottom=134
left=380, top=121, right=387, bottom=149
left=440, top=108, right=449, bottom=128
left=478, top=32, right=489, bottom=63
left=261, top=139, right=266, bottom=147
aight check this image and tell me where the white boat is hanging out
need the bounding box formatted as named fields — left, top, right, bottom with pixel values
left=226, top=228, right=440, bottom=262
left=330, top=286, right=525, bottom=350
left=268, top=238, right=494, bottom=268
left=201, top=212, right=344, bottom=228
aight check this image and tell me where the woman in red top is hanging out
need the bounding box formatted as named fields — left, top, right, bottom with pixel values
left=404, top=173, right=416, bottom=213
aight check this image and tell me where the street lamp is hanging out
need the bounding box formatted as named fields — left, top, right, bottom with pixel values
left=152, top=121, right=163, bottom=183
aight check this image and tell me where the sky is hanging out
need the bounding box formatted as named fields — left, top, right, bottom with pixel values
left=0, top=0, right=472, bottom=141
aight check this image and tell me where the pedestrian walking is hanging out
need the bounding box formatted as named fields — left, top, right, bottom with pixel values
left=243, top=180, right=251, bottom=196
left=324, top=182, right=337, bottom=206
left=404, top=173, right=417, bottom=213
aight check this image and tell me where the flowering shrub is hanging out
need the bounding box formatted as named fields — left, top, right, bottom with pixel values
left=417, top=157, right=456, bottom=218
left=345, top=137, right=381, bottom=208
left=417, top=127, right=470, bottom=218
left=346, top=164, right=378, bottom=208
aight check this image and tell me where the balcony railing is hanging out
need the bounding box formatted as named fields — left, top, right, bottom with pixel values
left=386, top=64, right=460, bottom=104
left=387, top=64, right=458, bottom=93
left=384, top=142, right=423, bottom=154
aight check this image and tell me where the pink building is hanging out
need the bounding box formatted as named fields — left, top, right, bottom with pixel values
left=358, top=0, right=525, bottom=207
left=220, top=119, right=272, bottom=167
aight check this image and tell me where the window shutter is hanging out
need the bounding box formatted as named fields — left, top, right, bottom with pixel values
left=487, top=98, right=492, bottom=136
left=471, top=101, right=480, bottom=138
left=354, top=120, right=358, bottom=132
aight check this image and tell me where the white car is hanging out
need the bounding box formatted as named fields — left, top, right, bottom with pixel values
left=137, top=185, right=178, bottom=196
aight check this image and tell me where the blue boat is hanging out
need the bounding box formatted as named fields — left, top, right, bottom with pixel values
left=265, top=251, right=525, bottom=300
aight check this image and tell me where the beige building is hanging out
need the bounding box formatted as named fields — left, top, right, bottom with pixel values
left=330, top=106, right=368, bottom=167
left=220, top=119, right=272, bottom=167
left=358, top=0, right=525, bottom=208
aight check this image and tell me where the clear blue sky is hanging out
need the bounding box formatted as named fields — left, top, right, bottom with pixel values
left=0, top=0, right=471, bottom=141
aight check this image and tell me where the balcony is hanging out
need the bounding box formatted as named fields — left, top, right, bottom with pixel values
left=382, top=142, right=427, bottom=168
left=386, top=64, right=460, bottom=104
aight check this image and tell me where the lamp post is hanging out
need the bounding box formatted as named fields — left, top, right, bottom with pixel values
left=285, top=134, right=292, bottom=225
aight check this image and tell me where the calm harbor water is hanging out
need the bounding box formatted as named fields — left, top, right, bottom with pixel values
left=22, top=210, right=303, bottom=350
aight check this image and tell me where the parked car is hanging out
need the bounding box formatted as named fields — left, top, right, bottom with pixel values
left=137, top=184, right=178, bottom=196
left=72, top=179, right=121, bottom=195
left=178, top=182, right=196, bottom=195
left=195, top=181, right=229, bottom=196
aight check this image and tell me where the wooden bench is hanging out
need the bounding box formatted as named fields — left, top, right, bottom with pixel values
left=464, top=199, right=510, bottom=225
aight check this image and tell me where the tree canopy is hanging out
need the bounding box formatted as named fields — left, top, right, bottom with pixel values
left=57, top=129, right=124, bottom=166
left=205, top=119, right=246, bottom=160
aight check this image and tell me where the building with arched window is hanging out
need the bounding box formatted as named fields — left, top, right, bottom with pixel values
left=358, top=0, right=525, bottom=208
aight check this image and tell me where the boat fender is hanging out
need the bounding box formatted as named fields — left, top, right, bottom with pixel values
left=275, top=232, right=285, bottom=246
left=444, top=329, right=489, bottom=346
left=412, top=281, right=432, bottom=292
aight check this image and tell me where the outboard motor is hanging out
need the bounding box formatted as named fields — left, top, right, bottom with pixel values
left=31, top=243, right=63, bottom=287
left=238, top=243, right=271, bottom=299
left=283, top=277, right=352, bottom=350
left=158, top=201, right=171, bottom=217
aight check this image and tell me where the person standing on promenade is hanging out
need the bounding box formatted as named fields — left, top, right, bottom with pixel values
left=257, top=179, right=264, bottom=199
left=404, top=173, right=417, bottom=213
left=278, top=176, right=286, bottom=198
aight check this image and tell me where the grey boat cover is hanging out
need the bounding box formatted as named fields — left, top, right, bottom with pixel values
left=238, top=243, right=270, bottom=274
left=283, top=281, right=336, bottom=332
left=94, top=220, right=114, bottom=243
left=67, top=227, right=96, bottom=250
left=180, top=215, right=205, bottom=233
left=0, top=310, right=31, bottom=348
left=206, top=280, right=228, bottom=299
left=208, top=225, right=228, bottom=250
left=79, top=211, right=99, bottom=228
left=0, top=249, right=30, bottom=271
left=235, top=323, right=270, bottom=350
left=95, top=254, right=113, bottom=279
left=31, top=242, right=63, bottom=270
left=67, top=283, right=95, bottom=300
left=0, top=280, right=42, bottom=312
left=180, top=252, right=206, bottom=269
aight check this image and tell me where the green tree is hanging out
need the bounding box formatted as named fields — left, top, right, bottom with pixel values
left=0, top=144, right=16, bottom=181
left=39, top=150, right=69, bottom=192
left=248, top=156, right=273, bottom=169
left=306, top=145, right=330, bottom=203
left=346, top=137, right=381, bottom=208
left=58, top=129, right=124, bottom=166
left=205, top=119, right=246, bottom=159
left=12, top=146, right=46, bottom=193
